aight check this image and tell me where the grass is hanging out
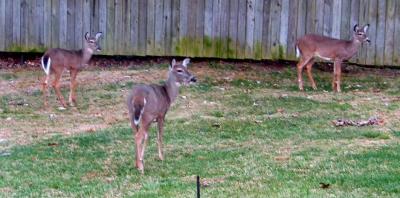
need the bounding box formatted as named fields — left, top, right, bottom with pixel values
left=0, top=61, right=400, bottom=197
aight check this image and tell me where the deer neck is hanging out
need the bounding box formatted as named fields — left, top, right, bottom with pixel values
left=80, top=48, right=94, bottom=65
left=347, top=37, right=362, bottom=56
left=164, top=74, right=180, bottom=104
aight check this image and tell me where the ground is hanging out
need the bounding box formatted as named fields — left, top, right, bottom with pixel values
left=0, top=57, right=400, bottom=197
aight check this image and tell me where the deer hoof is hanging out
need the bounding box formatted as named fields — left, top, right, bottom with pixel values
left=58, top=106, right=66, bottom=111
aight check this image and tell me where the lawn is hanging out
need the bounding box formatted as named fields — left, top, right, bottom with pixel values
left=0, top=60, right=400, bottom=197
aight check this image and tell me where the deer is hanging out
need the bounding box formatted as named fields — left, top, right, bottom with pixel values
left=40, top=32, right=103, bottom=109
left=296, top=24, right=370, bottom=92
left=127, top=58, right=197, bottom=173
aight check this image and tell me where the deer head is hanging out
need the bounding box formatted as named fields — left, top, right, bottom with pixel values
left=353, top=24, right=370, bottom=43
left=84, top=32, right=103, bottom=53
left=169, top=58, right=197, bottom=86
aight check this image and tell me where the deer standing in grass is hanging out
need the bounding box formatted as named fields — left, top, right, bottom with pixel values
left=40, top=32, right=102, bottom=109
left=127, top=58, right=197, bottom=173
left=296, top=24, right=370, bottom=92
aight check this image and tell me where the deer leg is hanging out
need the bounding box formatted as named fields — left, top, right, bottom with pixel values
left=332, top=60, right=342, bottom=92
left=157, top=118, right=165, bottom=161
left=336, top=61, right=342, bottom=92
left=69, top=69, right=79, bottom=107
left=305, top=59, right=317, bottom=90
left=135, top=128, right=145, bottom=173
left=41, top=75, right=50, bottom=109
left=297, top=56, right=312, bottom=91
left=52, top=72, right=67, bottom=108
left=135, top=123, right=149, bottom=174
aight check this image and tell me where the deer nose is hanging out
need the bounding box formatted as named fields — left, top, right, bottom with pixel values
left=190, top=76, right=197, bottom=83
left=96, top=47, right=102, bottom=51
left=366, top=38, right=371, bottom=43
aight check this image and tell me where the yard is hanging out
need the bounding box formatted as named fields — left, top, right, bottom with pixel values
left=1, top=59, right=400, bottom=197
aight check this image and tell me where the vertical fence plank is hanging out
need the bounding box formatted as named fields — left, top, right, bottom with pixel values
left=43, top=0, right=51, bottom=48
left=203, top=0, right=213, bottom=57
left=262, top=0, right=271, bottom=59
left=393, top=0, right=400, bottom=65
left=252, top=0, right=263, bottom=59
left=366, top=0, right=377, bottom=65
left=137, top=0, right=147, bottom=55
left=315, top=0, right=324, bottom=35
left=36, top=0, right=44, bottom=48
left=193, top=0, right=204, bottom=57
left=91, top=0, right=99, bottom=34
left=98, top=0, right=107, bottom=52
left=74, top=0, right=83, bottom=49
left=4, top=0, right=13, bottom=50
left=340, top=0, right=351, bottom=39
left=305, top=0, right=315, bottom=34
left=220, top=0, right=229, bottom=58
left=21, top=0, right=29, bottom=49
left=105, top=0, right=114, bottom=54
left=228, top=0, right=239, bottom=59
left=0, top=0, right=5, bottom=50
left=383, top=0, right=395, bottom=65
left=245, top=0, right=254, bottom=58
left=164, top=0, right=172, bottom=56
left=279, top=0, right=289, bottom=57
left=297, top=0, right=306, bottom=38
left=332, top=0, right=342, bottom=38
left=287, top=0, right=298, bottom=59
left=170, top=0, right=179, bottom=55
left=114, top=0, right=123, bottom=54
left=236, top=0, right=246, bottom=59
left=375, top=0, right=386, bottom=65
left=211, top=0, right=221, bottom=57
left=154, top=0, right=164, bottom=55
left=270, top=0, right=282, bottom=60
left=146, top=0, right=155, bottom=55
left=130, top=0, right=139, bottom=53
left=59, top=0, right=67, bottom=49
left=186, top=0, right=197, bottom=56
left=323, top=0, right=333, bottom=37
left=123, top=0, right=131, bottom=54
left=12, top=0, right=21, bottom=47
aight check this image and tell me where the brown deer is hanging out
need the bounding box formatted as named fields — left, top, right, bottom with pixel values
left=296, top=24, right=370, bottom=92
left=40, top=32, right=102, bottom=109
left=127, top=58, right=197, bottom=173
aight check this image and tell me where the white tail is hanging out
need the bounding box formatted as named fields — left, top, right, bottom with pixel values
left=41, top=57, right=51, bottom=75
left=296, top=24, right=370, bottom=92
left=295, top=46, right=301, bottom=58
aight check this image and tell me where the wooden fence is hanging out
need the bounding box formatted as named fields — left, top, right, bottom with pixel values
left=0, top=0, right=399, bottom=66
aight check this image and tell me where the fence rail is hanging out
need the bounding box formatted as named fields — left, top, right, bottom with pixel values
left=0, top=0, right=399, bottom=66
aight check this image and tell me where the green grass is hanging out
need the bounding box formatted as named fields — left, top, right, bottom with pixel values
left=1, top=63, right=400, bottom=197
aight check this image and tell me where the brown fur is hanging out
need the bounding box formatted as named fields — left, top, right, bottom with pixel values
left=296, top=24, right=370, bottom=92
left=41, top=32, right=102, bottom=108
left=127, top=58, right=196, bottom=173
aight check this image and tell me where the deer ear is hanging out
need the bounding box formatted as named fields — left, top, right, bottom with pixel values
left=95, top=32, right=103, bottom=40
left=363, top=24, right=369, bottom=32
left=182, top=58, right=190, bottom=67
left=85, top=32, right=89, bottom=41
left=170, top=59, right=176, bottom=70
left=353, top=24, right=359, bottom=32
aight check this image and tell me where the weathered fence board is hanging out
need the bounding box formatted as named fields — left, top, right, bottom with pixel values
left=1, top=0, right=400, bottom=67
